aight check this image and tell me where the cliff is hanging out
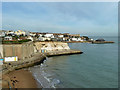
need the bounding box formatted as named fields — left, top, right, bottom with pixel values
left=34, top=42, right=70, bottom=53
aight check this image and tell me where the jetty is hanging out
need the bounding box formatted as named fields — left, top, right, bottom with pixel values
left=91, top=41, right=114, bottom=44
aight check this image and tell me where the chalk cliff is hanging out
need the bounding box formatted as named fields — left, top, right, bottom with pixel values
left=34, top=42, right=70, bottom=52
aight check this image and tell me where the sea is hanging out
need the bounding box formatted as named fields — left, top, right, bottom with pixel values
left=29, top=36, right=118, bottom=88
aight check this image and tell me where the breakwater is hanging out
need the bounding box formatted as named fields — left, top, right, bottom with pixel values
left=91, top=41, right=114, bottom=44
left=2, top=50, right=82, bottom=75
left=64, top=41, right=114, bottom=44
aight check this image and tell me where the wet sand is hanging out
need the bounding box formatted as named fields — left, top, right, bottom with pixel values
left=2, top=69, right=42, bottom=88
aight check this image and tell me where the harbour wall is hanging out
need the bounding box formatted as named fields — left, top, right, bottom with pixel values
left=0, top=45, right=3, bottom=58
left=0, top=37, right=3, bottom=58
left=3, top=41, right=34, bottom=60
left=3, top=41, right=70, bottom=60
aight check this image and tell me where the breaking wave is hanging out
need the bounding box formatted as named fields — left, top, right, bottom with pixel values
left=29, top=58, right=60, bottom=88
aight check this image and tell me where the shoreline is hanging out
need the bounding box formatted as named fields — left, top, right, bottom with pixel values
left=2, top=49, right=83, bottom=88
left=2, top=69, right=41, bottom=88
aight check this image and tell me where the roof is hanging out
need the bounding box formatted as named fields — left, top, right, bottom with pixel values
left=96, top=39, right=105, bottom=41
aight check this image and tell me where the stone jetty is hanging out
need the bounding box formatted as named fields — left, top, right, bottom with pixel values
left=91, top=41, right=114, bottom=44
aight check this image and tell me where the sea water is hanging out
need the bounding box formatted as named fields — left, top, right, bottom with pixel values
left=30, top=36, right=118, bottom=88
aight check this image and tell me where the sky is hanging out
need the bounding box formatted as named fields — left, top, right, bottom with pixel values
left=2, top=2, right=118, bottom=36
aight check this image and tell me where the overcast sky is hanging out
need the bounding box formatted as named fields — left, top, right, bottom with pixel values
left=2, top=2, right=118, bottom=36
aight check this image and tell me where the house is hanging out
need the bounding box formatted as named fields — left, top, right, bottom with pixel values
left=70, top=34, right=80, bottom=38
left=18, top=36, right=27, bottom=40
left=58, top=34, right=64, bottom=38
left=27, top=36, right=33, bottom=41
left=15, top=30, right=26, bottom=36
left=4, top=36, right=12, bottom=40
left=38, top=36, right=51, bottom=41
left=71, top=38, right=78, bottom=41
left=77, top=38, right=82, bottom=41
left=29, top=32, right=36, bottom=37
left=38, top=34, right=43, bottom=37
left=0, top=30, right=5, bottom=37
left=44, top=34, right=54, bottom=38
left=64, top=37, right=70, bottom=41
left=6, top=30, right=14, bottom=36
left=80, top=36, right=89, bottom=41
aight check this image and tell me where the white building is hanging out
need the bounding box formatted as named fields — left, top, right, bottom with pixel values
left=77, top=38, right=82, bottom=41
left=58, top=35, right=64, bottom=38
left=39, top=34, right=43, bottom=37
left=29, top=32, right=36, bottom=37
left=44, top=34, right=54, bottom=38
left=27, top=36, right=33, bottom=41
left=4, top=36, right=12, bottom=40
left=71, top=38, right=78, bottom=41
left=0, top=31, right=5, bottom=37
left=38, top=37, right=51, bottom=41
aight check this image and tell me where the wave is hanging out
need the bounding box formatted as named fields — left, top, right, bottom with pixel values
left=29, top=58, right=60, bottom=88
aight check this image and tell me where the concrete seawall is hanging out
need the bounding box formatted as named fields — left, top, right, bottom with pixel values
left=2, top=49, right=83, bottom=75
left=3, top=41, right=34, bottom=60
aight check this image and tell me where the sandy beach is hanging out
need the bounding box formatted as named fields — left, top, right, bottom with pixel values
left=2, top=69, right=42, bottom=88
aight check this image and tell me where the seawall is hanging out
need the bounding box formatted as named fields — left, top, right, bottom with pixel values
left=3, top=41, right=71, bottom=60
left=3, top=41, right=34, bottom=60
left=2, top=49, right=83, bottom=75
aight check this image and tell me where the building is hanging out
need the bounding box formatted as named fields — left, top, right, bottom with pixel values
left=18, top=36, right=27, bottom=40
left=44, top=34, right=54, bottom=38
left=29, top=32, right=36, bottom=37
left=58, top=34, right=64, bottom=38
left=27, top=36, right=34, bottom=41
left=0, top=30, right=5, bottom=37
left=6, top=30, right=14, bottom=36
left=96, top=39, right=105, bottom=42
left=71, top=38, right=78, bottom=41
left=15, top=30, right=26, bottom=36
left=4, top=36, right=12, bottom=40
left=38, top=37, right=51, bottom=41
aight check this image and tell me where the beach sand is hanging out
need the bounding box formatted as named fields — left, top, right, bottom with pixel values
left=2, top=69, right=42, bottom=88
